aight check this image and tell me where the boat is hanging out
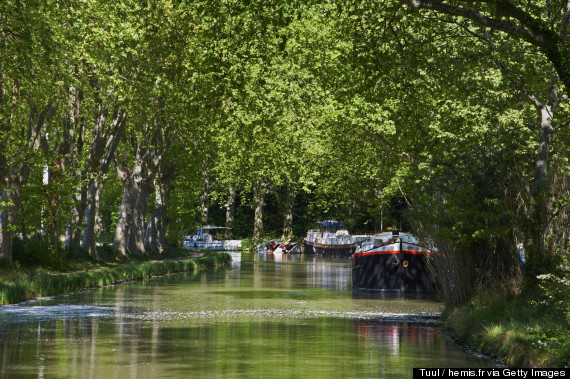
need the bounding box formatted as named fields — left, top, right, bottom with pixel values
left=305, top=221, right=367, bottom=257
left=303, top=228, right=319, bottom=254
left=183, top=225, right=242, bottom=250
left=351, top=229, right=434, bottom=292
left=257, top=240, right=302, bottom=254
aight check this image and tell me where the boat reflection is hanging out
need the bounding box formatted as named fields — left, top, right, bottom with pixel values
left=305, top=256, right=351, bottom=291
left=254, top=251, right=303, bottom=263
left=228, top=251, right=241, bottom=270
left=352, top=319, right=438, bottom=357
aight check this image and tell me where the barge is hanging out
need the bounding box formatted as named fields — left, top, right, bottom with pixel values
left=352, top=230, right=434, bottom=291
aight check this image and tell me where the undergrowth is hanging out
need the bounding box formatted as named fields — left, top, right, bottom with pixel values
left=0, top=249, right=231, bottom=305
left=444, top=280, right=569, bottom=367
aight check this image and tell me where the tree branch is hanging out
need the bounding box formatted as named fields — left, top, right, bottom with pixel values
left=405, top=0, right=557, bottom=49
left=563, top=1, right=570, bottom=37
left=445, top=20, right=545, bottom=109
left=362, top=127, right=422, bottom=166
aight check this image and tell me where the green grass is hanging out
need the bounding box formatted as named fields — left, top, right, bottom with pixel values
left=444, top=283, right=570, bottom=367
left=0, top=250, right=231, bottom=305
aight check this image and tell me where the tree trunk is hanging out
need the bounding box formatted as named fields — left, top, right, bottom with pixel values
left=114, top=179, right=134, bottom=256
left=253, top=181, right=270, bottom=242
left=44, top=158, right=65, bottom=248
left=114, top=151, right=152, bottom=255
left=80, top=91, right=127, bottom=256
left=282, top=186, right=295, bottom=240
left=98, top=201, right=112, bottom=239
left=0, top=187, right=21, bottom=266
left=64, top=186, right=87, bottom=250
left=145, top=178, right=167, bottom=254
left=128, top=182, right=149, bottom=254
left=529, top=83, right=560, bottom=270
left=225, top=187, right=236, bottom=228
left=82, top=177, right=104, bottom=258
left=47, top=84, right=85, bottom=251
left=145, top=157, right=174, bottom=254
left=200, top=172, right=209, bottom=225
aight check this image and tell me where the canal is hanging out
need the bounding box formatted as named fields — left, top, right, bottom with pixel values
left=0, top=252, right=494, bottom=378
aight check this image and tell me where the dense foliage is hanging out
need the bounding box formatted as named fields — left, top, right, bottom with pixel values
left=1, top=1, right=568, bottom=312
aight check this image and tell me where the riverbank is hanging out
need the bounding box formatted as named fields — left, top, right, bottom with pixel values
left=443, top=283, right=569, bottom=368
left=0, top=250, right=231, bottom=305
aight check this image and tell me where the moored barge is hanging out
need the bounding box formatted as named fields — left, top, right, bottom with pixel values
left=303, top=221, right=350, bottom=255
left=352, top=230, right=434, bottom=291
left=304, top=221, right=359, bottom=257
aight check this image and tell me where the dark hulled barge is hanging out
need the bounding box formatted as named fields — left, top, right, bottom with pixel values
left=352, top=230, right=434, bottom=292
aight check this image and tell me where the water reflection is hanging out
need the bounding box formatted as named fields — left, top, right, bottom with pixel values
left=0, top=252, right=493, bottom=378
left=229, top=251, right=241, bottom=270
left=306, top=256, right=351, bottom=291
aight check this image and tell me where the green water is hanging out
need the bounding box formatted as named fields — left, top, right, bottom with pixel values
left=0, top=253, right=493, bottom=378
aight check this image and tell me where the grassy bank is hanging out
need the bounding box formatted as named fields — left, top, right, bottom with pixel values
left=0, top=250, right=231, bottom=305
left=443, top=283, right=569, bottom=367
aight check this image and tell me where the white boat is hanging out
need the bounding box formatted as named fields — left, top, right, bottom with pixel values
left=304, top=221, right=370, bottom=257
left=183, top=225, right=242, bottom=250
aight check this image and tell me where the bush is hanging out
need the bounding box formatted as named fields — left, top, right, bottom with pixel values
left=12, top=234, right=66, bottom=269
left=533, top=273, right=570, bottom=323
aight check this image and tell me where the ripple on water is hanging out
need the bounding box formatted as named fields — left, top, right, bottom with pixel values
left=0, top=305, right=440, bottom=325
left=0, top=305, right=115, bottom=322
left=121, top=308, right=441, bottom=325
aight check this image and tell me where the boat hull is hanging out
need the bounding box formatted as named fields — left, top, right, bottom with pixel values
left=303, top=240, right=314, bottom=254
left=352, top=247, right=433, bottom=292
left=183, top=240, right=242, bottom=251
left=313, top=242, right=356, bottom=257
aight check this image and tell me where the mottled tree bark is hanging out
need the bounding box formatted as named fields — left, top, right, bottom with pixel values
left=59, top=84, right=87, bottom=251
left=145, top=179, right=165, bottom=254
left=529, top=83, right=561, bottom=267
left=80, top=101, right=128, bottom=258
left=144, top=160, right=174, bottom=254
left=64, top=186, right=87, bottom=250
left=225, top=187, right=236, bottom=228
left=114, top=179, right=133, bottom=257
left=253, top=181, right=270, bottom=242
left=129, top=180, right=149, bottom=254
left=82, top=177, right=104, bottom=258
left=114, top=158, right=148, bottom=256
left=200, top=169, right=209, bottom=225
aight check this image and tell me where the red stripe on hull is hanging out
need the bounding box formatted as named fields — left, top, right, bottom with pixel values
left=353, top=250, right=430, bottom=258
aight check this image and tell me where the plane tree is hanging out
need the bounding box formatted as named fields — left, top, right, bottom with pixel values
left=0, top=0, right=65, bottom=265
left=400, top=0, right=570, bottom=271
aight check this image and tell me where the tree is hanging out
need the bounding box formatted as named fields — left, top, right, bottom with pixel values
left=404, top=0, right=570, bottom=91
left=402, top=0, right=570, bottom=270
left=0, top=0, right=63, bottom=265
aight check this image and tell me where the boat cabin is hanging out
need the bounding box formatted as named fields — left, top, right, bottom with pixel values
left=183, top=225, right=241, bottom=250
left=317, top=221, right=347, bottom=238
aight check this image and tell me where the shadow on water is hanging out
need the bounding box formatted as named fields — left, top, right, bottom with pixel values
left=351, top=289, right=440, bottom=302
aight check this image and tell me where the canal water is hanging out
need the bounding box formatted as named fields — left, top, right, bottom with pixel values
left=0, top=252, right=493, bottom=378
